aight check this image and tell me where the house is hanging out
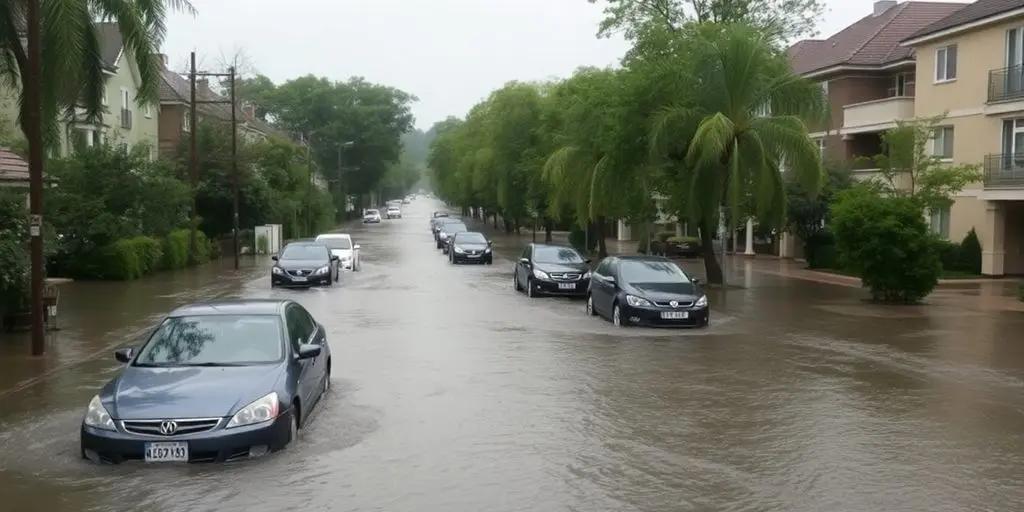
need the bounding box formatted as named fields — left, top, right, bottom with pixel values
left=781, top=0, right=968, bottom=258
left=0, top=147, right=29, bottom=189
left=156, top=56, right=285, bottom=157
left=902, top=0, right=1024, bottom=276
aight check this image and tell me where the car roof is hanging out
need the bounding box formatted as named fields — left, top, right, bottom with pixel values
left=169, top=299, right=289, bottom=317
left=530, top=243, right=575, bottom=250
left=286, top=241, right=327, bottom=247
left=454, top=231, right=484, bottom=236
left=315, top=233, right=351, bottom=240
left=613, top=255, right=673, bottom=263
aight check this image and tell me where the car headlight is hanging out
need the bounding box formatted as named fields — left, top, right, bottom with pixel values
left=271, top=266, right=284, bottom=275
left=440, top=233, right=449, bottom=239
left=314, top=265, right=330, bottom=275
left=226, top=392, right=280, bottom=429
left=695, top=295, right=708, bottom=307
left=625, top=295, right=652, bottom=307
left=533, top=269, right=550, bottom=280
left=484, top=247, right=491, bottom=253
left=454, top=246, right=465, bottom=253
left=84, top=395, right=116, bottom=431
left=582, top=271, right=590, bottom=279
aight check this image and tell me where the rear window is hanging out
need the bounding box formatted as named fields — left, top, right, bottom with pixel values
left=316, top=237, right=351, bottom=250
left=134, top=315, right=284, bottom=366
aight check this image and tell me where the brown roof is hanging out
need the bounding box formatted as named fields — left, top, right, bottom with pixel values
left=0, top=147, right=29, bottom=183
left=789, top=1, right=968, bottom=76
left=905, top=0, right=1024, bottom=42
left=158, top=67, right=288, bottom=139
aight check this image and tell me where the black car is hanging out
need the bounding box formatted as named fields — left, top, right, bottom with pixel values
left=270, top=242, right=339, bottom=287
left=449, top=232, right=493, bottom=264
left=80, top=299, right=331, bottom=463
left=438, top=222, right=468, bottom=250
left=432, top=217, right=460, bottom=240
left=586, top=255, right=709, bottom=328
left=514, top=243, right=591, bottom=298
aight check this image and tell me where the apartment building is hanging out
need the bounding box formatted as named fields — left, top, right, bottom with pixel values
left=901, top=0, right=1024, bottom=275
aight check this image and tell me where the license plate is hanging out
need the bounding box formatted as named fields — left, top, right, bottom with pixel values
left=558, top=283, right=575, bottom=290
left=467, top=253, right=480, bottom=258
left=144, top=442, right=188, bottom=462
left=661, top=311, right=688, bottom=319
left=292, top=276, right=307, bottom=282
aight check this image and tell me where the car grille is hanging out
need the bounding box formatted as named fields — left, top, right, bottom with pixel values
left=286, top=269, right=313, bottom=277
left=121, top=417, right=221, bottom=436
left=653, top=300, right=694, bottom=308
left=550, top=273, right=581, bottom=281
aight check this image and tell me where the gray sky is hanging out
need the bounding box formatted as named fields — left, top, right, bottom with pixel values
left=163, top=0, right=967, bottom=130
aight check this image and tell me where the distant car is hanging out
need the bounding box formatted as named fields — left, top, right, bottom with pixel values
left=314, top=233, right=360, bottom=271
left=586, top=255, right=709, bottom=328
left=80, top=299, right=331, bottom=463
left=429, top=212, right=449, bottom=230
left=432, top=217, right=461, bottom=240
left=449, top=232, right=493, bottom=264
left=402, top=198, right=410, bottom=204
left=438, top=222, right=468, bottom=251
left=270, top=242, right=339, bottom=287
left=362, top=209, right=382, bottom=223
left=386, top=207, right=402, bottom=219
left=514, top=244, right=591, bottom=298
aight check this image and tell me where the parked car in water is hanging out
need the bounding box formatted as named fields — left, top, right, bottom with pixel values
left=314, top=233, right=360, bottom=271
left=363, top=209, right=382, bottom=223
left=270, top=242, right=339, bottom=287
left=438, top=222, right=468, bottom=251
left=429, top=212, right=449, bottom=231
left=432, top=217, right=462, bottom=241
left=80, top=299, right=331, bottom=463
left=386, top=206, right=402, bottom=219
left=514, top=244, right=591, bottom=298
left=586, top=255, right=709, bottom=328
left=448, top=232, right=493, bottom=264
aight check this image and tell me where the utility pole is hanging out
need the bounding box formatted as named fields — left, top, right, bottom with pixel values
left=26, top=0, right=44, bottom=356
left=187, top=59, right=240, bottom=269
left=305, top=136, right=312, bottom=236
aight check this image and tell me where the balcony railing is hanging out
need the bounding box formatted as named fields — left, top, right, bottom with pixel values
left=120, top=108, right=132, bottom=129
left=987, top=65, right=1024, bottom=103
left=983, top=153, right=1024, bottom=188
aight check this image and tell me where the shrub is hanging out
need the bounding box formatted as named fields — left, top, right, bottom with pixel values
left=102, top=236, right=163, bottom=280
left=161, top=229, right=210, bottom=270
left=256, top=234, right=269, bottom=254
left=568, top=226, right=597, bottom=254
left=667, top=235, right=700, bottom=244
left=960, top=228, right=982, bottom=274
left=655, top=231, right=675, bottom=242
left=803, top=231, right=836, bottom=269
left=933, top=239, right=963, bottom=272
left=830, top=188, right=941, bottom=303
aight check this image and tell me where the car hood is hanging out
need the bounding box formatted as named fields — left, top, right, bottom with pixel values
left=626, top=281, right=700, bottom=301
left=277, top=259, right=328, bottom=270
left=455, top=243, right=488, bottom=251
left=105, top=365, right=283, bottom=419
left=330, top=249, right=353, bottom=259
left=535, top=262, right=589, bottom=274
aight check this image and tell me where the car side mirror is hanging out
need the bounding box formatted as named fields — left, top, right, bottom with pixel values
left=519, top=257, right=530, bottom=265
left=114, top=347, right=134, bottom=363
left=296, top=344, right=322, bottom=360
left=692, top=278, right=701, bottom=285
left=606, top=277, right=616, bottom=286
left=584, top=258, right=592, bottom=264
left=331, top=255, right=340, bottom=261
left=353, top=244, right=360, bottom=250
left=487, top=240, right=493, bottom=246
left=271, top=255, right=278, bottom=261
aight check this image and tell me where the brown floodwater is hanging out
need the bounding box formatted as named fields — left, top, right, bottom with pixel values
left=1, top=200, right=1023, bottom=512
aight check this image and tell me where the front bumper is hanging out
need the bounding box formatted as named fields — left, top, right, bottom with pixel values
left=271, top=272, right=331, bottom=287
left=363, top=218, right=381, bottom=223
left=80, top=410, right=294, bottom=464
left=452, top=251, right=492, bottom=263
left=621, top=303, right=710, bottom=327
left=386, top=213, right=401, bottom=219
left=530, top=278, right=589, bottom=296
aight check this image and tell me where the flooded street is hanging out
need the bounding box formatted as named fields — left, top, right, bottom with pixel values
left=2, top=200, right=1024, bottom=512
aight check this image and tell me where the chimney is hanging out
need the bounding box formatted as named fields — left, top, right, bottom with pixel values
left=873, top=0, right=896, bottom=16
left=196, top=78, right=210, bottom=96
left=241, top=101, right=256, bottom=122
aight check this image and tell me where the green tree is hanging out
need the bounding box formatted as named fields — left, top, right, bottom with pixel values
left=0, top=1, right=195, bottom=144
left=785, top=159, right=853, bottom=265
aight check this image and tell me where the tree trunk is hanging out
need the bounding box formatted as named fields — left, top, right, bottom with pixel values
left=543, top=218, right=553, bottom=242
left=698, top=221, right=724, bottom=285
left=492, top=213, right=498, bottom=229
left=503, top=216, right=513, bottom=233
left=596, top=216, right=608, bottom=257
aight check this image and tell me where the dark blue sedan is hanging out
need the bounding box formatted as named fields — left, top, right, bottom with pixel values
left=80, top=299, right=332, bottom=463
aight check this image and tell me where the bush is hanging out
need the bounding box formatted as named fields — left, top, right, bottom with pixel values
left=101, top=236, right=163, bottom=280
left=960, top=228, right=982, bottom=274
left=161, top=229, right=210, bottom=270
left=256, top=234, right=269, bottom=254
left=568, top=226, right=597, bottom=254
left=667, top=235, right=700, bottom=244
left=933, top=239, right=963, bottom=272
left=830, top=188, right=941, bottom=303
left=803, top=231, right=837, bottom=269
left=0, top=192, right=29, bottom=317
left=655, top=231, right=675, bottom=242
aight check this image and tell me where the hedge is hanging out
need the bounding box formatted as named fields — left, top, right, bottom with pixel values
left=99, top=229, right=212, bottom=280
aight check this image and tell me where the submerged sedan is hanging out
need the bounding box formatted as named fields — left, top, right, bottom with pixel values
left=514, top=243, right=591, bottom=297
left=586, top=255, right=709, bottom=328
left=80, top=299, right=331, bottom=463
left=448, top=231, right=493, bottom=264
left=270, top=242, right=339, bottom=287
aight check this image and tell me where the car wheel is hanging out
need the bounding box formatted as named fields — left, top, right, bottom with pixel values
left=586, top=294, right=597, bottom=316
left=527, top=278, right=535, bottom=298
left=485, top=258, right=492, bottom=265
left=513, top=270, right=521, bottom=291
left=287, top=405, right=300, bottom=445
left=612, top=303, right=625, bottom=327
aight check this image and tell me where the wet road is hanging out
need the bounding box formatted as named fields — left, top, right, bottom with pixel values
left=2, top=200, right=1024, bottom=512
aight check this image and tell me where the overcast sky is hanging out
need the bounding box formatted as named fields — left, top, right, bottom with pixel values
left=162, top=0, right=968, bottom=130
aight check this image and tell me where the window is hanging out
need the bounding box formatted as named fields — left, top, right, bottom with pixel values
left=933, top=127, right=954, bottom=158
left=182, top=111, right=191, bottom=132
left=285, top=305, right=316, bottom=349
left=815, top=137, right=826, bottom=158
left=316, top=236, right=351, bottom=250
left=930, top=207, right=951, bottom=239
left=935, top=45, right=958, bottom=82
left=533, top=246, right=584, bottom=264
left=618, top=260, right=690, bottom=284
left=101, top=86, right=108, bottom=106
left=891, top=73, right=915, bottom=96
left=133, top=315, right=285, bottom=366
left=595, top=258, right=613, bottom=277
left=120, top=87, right=129, bottom=109
left=144, top=103, right=152, bottom=118
left=280, top=244, right=330, bottom=260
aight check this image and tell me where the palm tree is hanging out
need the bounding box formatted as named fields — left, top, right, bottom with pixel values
left=0, top=0, right=196, bottom=145
left=648, top=23, right=826, bottom=285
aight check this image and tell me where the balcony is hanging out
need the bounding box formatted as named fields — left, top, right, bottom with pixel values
left=983, top=154, right=1024, bottom=188
left=987, top=65, right=1024, bottom=103
left=120, top=109, right=132, bottom=129
left=841, top=96, right=914, bottom=134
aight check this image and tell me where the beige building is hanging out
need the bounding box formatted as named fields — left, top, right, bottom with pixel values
left=903, top=0, right=1024, bottom=275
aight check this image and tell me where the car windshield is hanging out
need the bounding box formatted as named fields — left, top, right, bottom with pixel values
left=133, top=315, right=284, bottom=366
left=317, top=237, right=351, bottom=250
left=619, top=260, right=690, bottom=283
left=433, top=212, right=448, bottom=218
left=280, top=244, right=328, bottom=260
left=534, top=246, right=584, bottom=264
left=444, top=224, right=467, bottom=233
left=456, top=232, right=486, bottom=244
left=388, top=208, right=400, bottom=212
left=365, top=210, right=379, bottom=215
